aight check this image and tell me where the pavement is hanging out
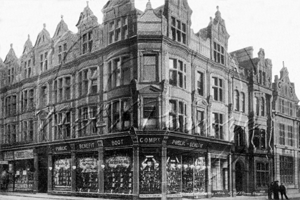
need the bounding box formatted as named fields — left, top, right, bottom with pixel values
left=1, top=192, right=300, bottom=200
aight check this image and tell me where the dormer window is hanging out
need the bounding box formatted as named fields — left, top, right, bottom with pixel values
left=171, top=16, right=187, bottom=44
left=82, top=31, right=93, bottom=54
left=24, top=59, right=32, bottom=78
left=40, top=52, right=48, bottom=72
left=58, top=43, right=67, bottom=63
left=8, top=67, right=14, bottom=84
left=108, top=16, right=128, bottom=44
left=213, top=42, right=225, bottom=65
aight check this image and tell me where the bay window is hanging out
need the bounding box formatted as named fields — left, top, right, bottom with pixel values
left=107, top=99, right=131, bottom=133
left=212, top=77, right=223, bottom=102
left=169, top=100, right=187, bottom=132
left=169, top=58, right=186, bottom=89
left=143, top=98, right=158, bottom=129
left=212, top=113, right=223, bottom=139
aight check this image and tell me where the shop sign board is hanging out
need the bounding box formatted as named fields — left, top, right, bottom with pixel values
left=0, top=161, right=8, bottom=164
left=212, top=190, right=230, bottom=197
left=167, top=136, right=206, bottom=149
left=103, top=136, right=132, bottom=147
left=4, top=151, right=14, bottom=161
left=14, top=149, right=33, bottom=160
left=106, top=156, right=130, bottom=168
left=138, top=135, right=164, bottom=145
left=76, top=141, right=98, bottom=150
left=52, top=144, right=71, bottom=152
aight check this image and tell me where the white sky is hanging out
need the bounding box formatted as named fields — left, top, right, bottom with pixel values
left=0, top=0, right=300, bottom=96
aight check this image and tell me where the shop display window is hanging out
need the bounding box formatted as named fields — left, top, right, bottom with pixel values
left=181, top=155, right=206, bottom=194
left=167, top=155, right=181, bottom=194
left=76, top=156, right=98, bottom=192
left=104, top=150, right=133, bottom=194
left=182, top=156, right=193, bottom=193
left=194, top=157, right=206, bottom=193
left=53, top=157, right=71, bottom=187
left=139, top=153, right=161, bottom=194
left=14, top=160, right=34, bottom=191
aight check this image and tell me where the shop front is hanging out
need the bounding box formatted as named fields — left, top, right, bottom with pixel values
left=75, top=140, right=100, bottom=194
left=45, top=133, right=232, bottom=200
left=3, top=149, right=35, bottom=192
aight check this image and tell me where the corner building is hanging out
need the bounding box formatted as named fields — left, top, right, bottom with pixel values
left=0, top=0, right=299, bottom=199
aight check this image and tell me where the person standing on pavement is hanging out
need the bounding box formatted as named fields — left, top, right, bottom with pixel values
left=279, top=183, right=289, bottom=199
left=268, top=181, right=274, bottom=200
left=273, top=181, right=280, bottom=200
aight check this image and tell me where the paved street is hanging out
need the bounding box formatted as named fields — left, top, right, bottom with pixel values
left=1, top=193, right=300, bottom=200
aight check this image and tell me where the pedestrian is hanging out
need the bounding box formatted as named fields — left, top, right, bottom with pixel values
left=1, top=170, right=8, bottom=191
left=268, top=181, right=274, bottom=200
left=273, top=180, right=280, bottom=200
left=279, top=183, right=289, bottom=199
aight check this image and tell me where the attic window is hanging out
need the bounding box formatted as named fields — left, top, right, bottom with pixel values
left=170, top=16, right=187, bottom=44
left=82, top=31, right=93, bottom=54
left=108, top=17, right=128, bottom=44
left=213, top=42, right=225, bottom=65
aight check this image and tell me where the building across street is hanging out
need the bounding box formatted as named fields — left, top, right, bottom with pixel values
left=0, top=0, right=299, bottom=200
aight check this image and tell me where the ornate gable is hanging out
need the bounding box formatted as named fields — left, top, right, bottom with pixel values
left=35, top=24, right=51, bottom=47
left=53, top=16, right=69, bottom=39
left=275, top=66, right=299, bottom=101
left=76, top=2, right=98, bottom=30
left=23, top=35, right=33, bottom=55
left=208, top=6, right=230, bottom=46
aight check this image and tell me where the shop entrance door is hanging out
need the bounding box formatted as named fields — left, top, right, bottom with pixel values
left=235, top=161, right=243, bottom=192
left=38, top=154, right=48, bottom=192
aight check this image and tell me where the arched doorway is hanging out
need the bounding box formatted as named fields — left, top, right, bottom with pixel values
left=235, top=161, right=243, bottom=192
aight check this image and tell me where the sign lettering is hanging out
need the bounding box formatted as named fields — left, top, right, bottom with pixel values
left=167, top=136, right=205, bottom=149
left=76, top=141, right=98, bottom=150
left=53, top=145, right=70, bottom=152
left=103, top=136, right=132, bottom=147
left=138, top=136, right=163, bottom=144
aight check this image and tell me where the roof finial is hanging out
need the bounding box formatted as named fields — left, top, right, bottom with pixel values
left=10, top=43, right=13, bottom=48
left=43, top=23, right=46, bottom=29
left=283, top=61, right=285, bottom=68
left=28, top=34, right=30, bottom=39
left=146, top=0, right=152, bottom=10
left=217, top=6, right=219, bottom=11
left=87, top=1, right=89, bottom=7
left=210, top=17, right=212, bottom=22
left=61, top=15, right=63, bottom=20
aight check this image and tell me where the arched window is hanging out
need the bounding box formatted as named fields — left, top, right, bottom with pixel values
left=261, top=97, right=265, bottom=116
left=254, top=97, right=259, bottom=116
left=235, top=90, right=239, bottom=111
left=241, top=92, right=245, bottom=112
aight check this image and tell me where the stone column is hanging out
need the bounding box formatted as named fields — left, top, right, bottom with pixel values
left=133, top=145, right=139, bottom=200
left=206, top=152, right=212, bottom=198
left=47, top=153, right=53, bottom=193
left=33, top=149, right=38, bottom=193
left=229, top=154, right=235, bottom=197
left=71, top=151, right=76, bottom=193
left=161, top=146, right=167, bottom=200
left=98, top=146, right=104, bottom=193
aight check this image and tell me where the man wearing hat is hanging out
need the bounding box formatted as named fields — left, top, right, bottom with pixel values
left=279, top=182, right=289, bottom=199
left=273, top=181, right=280, bottom=200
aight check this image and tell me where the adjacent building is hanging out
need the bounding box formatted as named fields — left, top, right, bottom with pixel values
left=0, top=0, right=299, bottom=199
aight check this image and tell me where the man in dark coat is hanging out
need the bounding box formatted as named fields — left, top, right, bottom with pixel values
left=279, top=183, right=289, bottom=199
left=273, top=181, right=280, bottom=200
left=268, top=181, right=274, bottom=200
